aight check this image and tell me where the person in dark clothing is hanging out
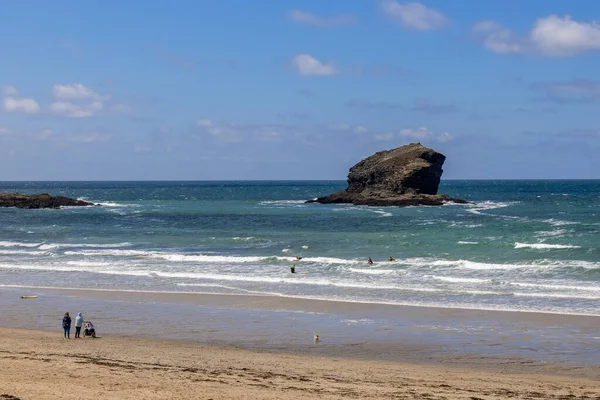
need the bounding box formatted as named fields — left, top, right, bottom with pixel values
left=62, top=312, right=72, bottom=339
left=290, top=264, right=296, bottom=273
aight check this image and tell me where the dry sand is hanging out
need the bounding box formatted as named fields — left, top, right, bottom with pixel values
left=1, top=328, right=599, bottom=400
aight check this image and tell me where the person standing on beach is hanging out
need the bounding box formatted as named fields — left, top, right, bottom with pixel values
left=62, top=312, right=72, bottom=339
left=74, top=312, right=84, bottom=338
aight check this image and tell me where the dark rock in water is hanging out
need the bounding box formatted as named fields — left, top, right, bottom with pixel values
left=0, top=193, right=95, bottom=209
left=307, top=143, right=466, bottom=207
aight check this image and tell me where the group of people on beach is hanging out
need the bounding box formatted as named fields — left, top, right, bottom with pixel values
left=62, top=312, right=95, bottom=339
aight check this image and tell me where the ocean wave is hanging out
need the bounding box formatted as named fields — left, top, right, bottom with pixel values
left=0, top=249, right=47, bottom=256
left=514, top=242, right=581, bottom=250
left=542, top=218, right=579, bottom=227
left=466, top=201, right=516, bottom=215
left=515, top=292, right=600, bottom=300
left=0, top=241, right=42, bottom=248
left=457, top=241, right=479, bottom=245
left=39, top=242, right=132, bottom=250
left=509, top=281, right=600, bottom=292
left=61, top=249, right=359, bottom=265
left=430, top=276, right=489, bottom=284
left=96, top=202, right=141, bottom=207
left=535, top=229, right=570, bottom=237
left=347, top=268, right=396, bottom=275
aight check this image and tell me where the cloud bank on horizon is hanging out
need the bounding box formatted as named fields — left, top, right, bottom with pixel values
left=1, top=0, right=599, bottom=180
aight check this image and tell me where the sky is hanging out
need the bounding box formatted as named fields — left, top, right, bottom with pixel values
left=1, top=0, right=600, bottom=180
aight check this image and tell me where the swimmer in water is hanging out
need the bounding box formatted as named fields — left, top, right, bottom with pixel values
left=389, top=256, right=396, bottom=262
left=367, top=257, right=373, bottom=265
left=295, top=256, right=303, bottom=261
left=290, top=264, right=296, bottom=273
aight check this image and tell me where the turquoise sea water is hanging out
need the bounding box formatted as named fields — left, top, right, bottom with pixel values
left=1, top=180, right=599, bottom=316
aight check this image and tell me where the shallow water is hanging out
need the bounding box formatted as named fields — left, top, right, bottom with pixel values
left=3, top=287, right=599, bottom=371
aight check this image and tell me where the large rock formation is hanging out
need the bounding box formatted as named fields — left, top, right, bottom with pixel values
left=308, top=143, right=466, bottom=207
left=0, top=193, right=95, bottom=209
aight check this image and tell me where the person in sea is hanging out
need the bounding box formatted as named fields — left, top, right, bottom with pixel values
left=295, top=256, right=303, bottom=261
left=389, top=256, right=396, bottom=262
left=62, top=312, right=72, bottom=339
left=74, top=312, right=84, bottom=338
left=290, top=264, right=296, bottom=273
left=367, top=257, right=373, bottom=265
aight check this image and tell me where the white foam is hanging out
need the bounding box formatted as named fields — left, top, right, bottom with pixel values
left=39, top=242, right=132, bottom=250
left=515, top=242, right=581, bottom=250
left=509, top=282, right=600, bottom=293
left=466, top=201, right=515, bottom=215
left=347, top=268, right=396, bottom=275
left=302, top=245, right=309, bottom=249
left=431, top=276, right=489, bottom=284
left=542, top=218, right=579, bottom=227
left=369, top=209, right=393, bottom=217
left=515, top=292, right=600, bottom=300
left=97, top=202, right=140, bottom=207
left=457, top=241, right=479, bottom=245
left=0, top=241, right=42, bottom=248
left=0, top=250, right=47, bottom=256
left=535, top=229, right=570, bottom=237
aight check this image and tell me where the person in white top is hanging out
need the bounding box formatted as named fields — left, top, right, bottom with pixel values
left=74, top=312, right=84, bottom=338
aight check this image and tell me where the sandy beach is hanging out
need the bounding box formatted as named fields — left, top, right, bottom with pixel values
left=1, top=286, right=600, bottom=398
left=1, top=327, right=599, bottom=400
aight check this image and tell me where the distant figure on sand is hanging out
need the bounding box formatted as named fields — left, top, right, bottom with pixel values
left=389, top=256, right=396, bottom=262
left=75, top=312, right=84, bottom=338
left=367, top=257, right=373, bottom=265
left=62, top=312, right=71, bottom=339
left=290, top=264, right=296, bottom=273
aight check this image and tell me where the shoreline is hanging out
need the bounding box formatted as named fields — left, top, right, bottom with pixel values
left=2, top=285, right=600, bottom=376
left=1, top=327, right=599, bottom=400
left=4, top=283, right=600, bottom=318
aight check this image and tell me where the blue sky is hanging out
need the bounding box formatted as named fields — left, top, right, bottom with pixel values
left=1, top=0, right=599, bottom=180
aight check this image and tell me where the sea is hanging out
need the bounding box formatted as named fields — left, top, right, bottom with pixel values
left=1, top=180, right=599, bottom=317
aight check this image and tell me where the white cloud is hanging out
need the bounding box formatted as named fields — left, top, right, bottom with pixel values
left=376, top=127, right=453, bottom=142
left=381, top=1, right=448, bottom=31
left=530, top=80, right=600, bottom=104
left=196, top=119, right=214, bottom=127
left=531, top=15, right=600, bottom=56
left=473, top=15, right=600, bottom=57
left=3, top=86, right=18, bottom=96
left=398, top=127, right=435, bottom=139
left=472, top=21, right=524, bottom=54
left=3, top=97, right=40, bottom=114
left=288, top=9, right=355, bottom=27
left=329, top=123, right=370, bottom=133
left=196, top=118, right=289, bottom=143
left=111, top=103, right=133, bottom=113
left=52, top=83, right=108, bottom=100
left=67, top=132, right=112, bottom=144
left=290, top=54, right=337, bottom=76
left=49, top=101, right=103, bottom=118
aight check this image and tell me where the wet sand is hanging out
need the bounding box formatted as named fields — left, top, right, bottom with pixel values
left=2, top=328, right=600, bottom=400
left=1, top=286, right=600, bottom=398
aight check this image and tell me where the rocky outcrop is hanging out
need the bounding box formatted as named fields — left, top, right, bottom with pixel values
left=308, top=143, right=466, bottom=207
left=0, top=193, right=95, bottom=209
